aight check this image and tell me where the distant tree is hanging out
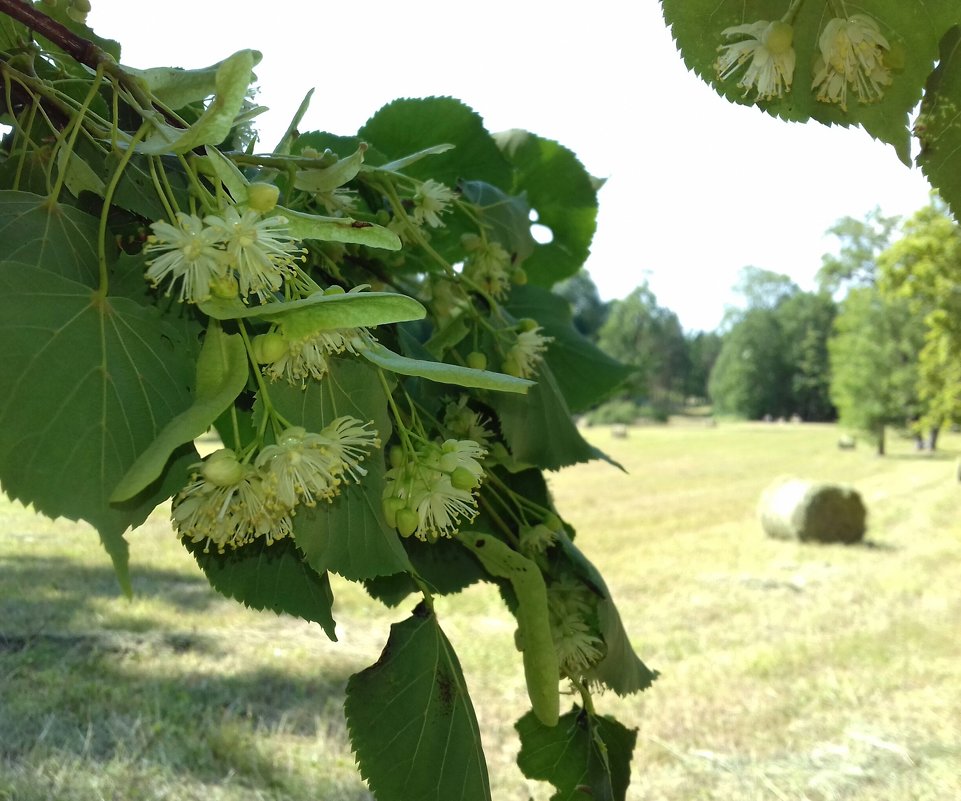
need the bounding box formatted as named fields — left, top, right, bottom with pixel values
left=683, top=330, right=723, bottom=401
left=828, top=288, right=924, bottom=455
left=733, top=266, right=800, bottom=311
left=776, top=292, right=837, bottom=421
left=552, top=269, right=609, bottom=340
left=708, top=308, right=791, bottom=419
left=597, top=284, right=689, bottom=408
left=878, top=199, right=961, bottom=442
left=817, top=207, right=901, bottom=295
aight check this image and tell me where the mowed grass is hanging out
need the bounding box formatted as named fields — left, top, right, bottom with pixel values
left=2, top=421, right=960, bottom=800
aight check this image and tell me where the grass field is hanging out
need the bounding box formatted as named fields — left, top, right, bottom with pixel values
left=2, top=421, right=960, bottom=800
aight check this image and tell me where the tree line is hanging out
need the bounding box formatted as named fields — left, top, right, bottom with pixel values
left=560, top=199, right=961, bottom=453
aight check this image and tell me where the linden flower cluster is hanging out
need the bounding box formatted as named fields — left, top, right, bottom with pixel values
left=547, top=576, right=605, bottom=680
left=461, top=233, right=513, bottom=299
left=715, top=20, right=796, bottom=101
left=812, top=15, right=891, bottom=111
left=172, top=418, right=379, bottom=552
left=382, top=439, right=486, bottom=541
left=255, top=325, right=372, bottom=386
left=502, top=324, right=553, bottom=379
left=144, top=206, right=304, bottom=304
left=411, top=179, right=456, bottom=228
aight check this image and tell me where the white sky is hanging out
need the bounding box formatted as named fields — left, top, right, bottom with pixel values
left=89, top=0, right=933, bottom=332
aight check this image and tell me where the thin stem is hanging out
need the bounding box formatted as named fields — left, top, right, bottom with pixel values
left=147, top=155, right=178, bottom=221
left=378, top=369, right=414, bottom=455
left=95, top=122, right=148, bottom=295
left=48, top=62, right=104, bottom=200
left=781, top=0, right=806, bottom=24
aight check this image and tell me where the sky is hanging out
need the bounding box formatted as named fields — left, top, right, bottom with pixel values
left=88, top=0, right=934, bottom=332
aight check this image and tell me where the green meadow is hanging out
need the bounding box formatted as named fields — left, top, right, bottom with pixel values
left=1, top=421, right=959, bottom=800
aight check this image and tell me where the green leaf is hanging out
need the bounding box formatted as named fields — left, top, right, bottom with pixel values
left=0, top=13, right=27, bottom=51
left=359, top=97, right=513, bottom=188
left=0, top=191, right=100, bottom=285
left=661, top=0, right=961, bottom=165
left=917, top=26, right=961, bottom=216
left=362, top=340, right=533, bottom=394
left=279, top=205, right=401, bottom=250
left=0, top=264, right=195, bottom=590
left=516, top=707, right=637, bottom=801
left=186, top=536, right=337, bottom=639
left=57, top=147, right=105, bottom=198
left=494, top=130, right=597, bottom=286
left=554, top=536, right=658, bottom=695
left=106, top=152, right=190, bottom=221
left=139, top=49, right=261, bottom=155
left=111, top=323, right=248, bottom=502
left=459, top=180, right=536, bottom=264
left=267, top=359, right=413, bottom=581
left=489, top=363, right=599, bottom=470
left=345, top=605, right=491, bottom=801
left=200, top=290, right=424, bottom=332
left=505, top=286, right=633, bottom=413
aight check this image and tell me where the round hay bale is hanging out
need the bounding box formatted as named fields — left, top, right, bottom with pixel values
left=758, top=479, right=866, bottom=544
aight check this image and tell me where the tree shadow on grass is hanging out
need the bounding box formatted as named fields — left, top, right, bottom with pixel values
left=0, top=616, right=373, bottom=800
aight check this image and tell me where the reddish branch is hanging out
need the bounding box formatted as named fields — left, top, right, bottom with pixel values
left=0, top=0, right=177, bottom=125
left=0, top=0, right=110, bottom=70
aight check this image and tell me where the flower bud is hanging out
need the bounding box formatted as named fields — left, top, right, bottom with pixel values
left=396, top=507, right=419, bottom=538
left=466, top=351, right=487, bottom=371
left=252, top=332, right=288, bottom=364
left=246, top=182, right=280, bottom=213
left=202, top=450, right=245, bottom=487
left=450, top=466, right=479, bottom=491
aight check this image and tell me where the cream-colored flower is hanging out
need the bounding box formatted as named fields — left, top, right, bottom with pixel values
left=262, top=328, right=371, bottom=386
left=172, top=449, right=292, bottom=552
left=411, top=179, right=455, bottom=228
left=144, top=212, right=226, bottom=303
left=504, top=326, right=552, bottom=379
left=812, top=15, right=891, bottom=111
left=547, top=576, right=605, bottom=679
left=462, top=233, right=513, bottom=299
left=256, top=419, right=379, bottom=508
left=382, top=439, right=486, bottom=541
left=715, top=20, right=795, bottom=101
left=204, top=207, right=303, bottom=299
left=443, top=396, right=493, bottom=447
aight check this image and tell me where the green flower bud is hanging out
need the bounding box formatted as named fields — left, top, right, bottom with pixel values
left=382, top=495, right=405, bottom=528
left=210, top=273, right=239, bottom=300
left=324, top=284, right=346, bottom=295
left=466, top=351, right=487, bottom=371
left=543, top=512, right=563, bottom=532
left=246, top=182, right=280, bottom=213
left=518, top=317, right=539, bottom=333
left=396, top=507, right=419, bottom=538
left=201, top=450, right=244, bottom=487
left=252, top=332, right=288, bottom=364
left=450, top=466, right=479, bottom=491
left=389, top=444, right=405, bottom=469
left=511, top=267, right=528, bottom=286
left=501, top=356, right=522, bottom=377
